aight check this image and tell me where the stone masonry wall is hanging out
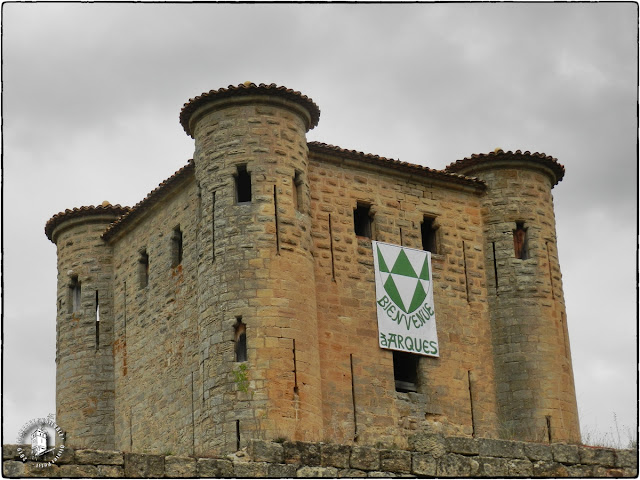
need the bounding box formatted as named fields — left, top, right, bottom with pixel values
left=308, top=152, right=499, bottom=447
left=4, top=435, right=637, bottom=478
left=110, top=176, right=200, bottom=454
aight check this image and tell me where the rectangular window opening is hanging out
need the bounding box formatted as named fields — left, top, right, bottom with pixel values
left=234, top=317, right=247, bottom=362
left=353, top=203, right=373, bottom=239
left=171, top=227, right=183, bottom=267
left=421, top=217, right=438, bottom=253
left=69, top=276, right=81, bottom=313
left=393, top=350, right=419, bottom=393
left=95, top=290, right=100, bottom=350
left=513, top=221, right=529, bottom=260
left=235, top=165, right=252, bottom=203
left=139, top=250, right=149, bottom=288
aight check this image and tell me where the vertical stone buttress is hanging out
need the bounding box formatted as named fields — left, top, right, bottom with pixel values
left=180, top=83, right=323, bottom=453
left=446, top=150, right=580, bottom=443
left=45, top=204, right=128, bottom=449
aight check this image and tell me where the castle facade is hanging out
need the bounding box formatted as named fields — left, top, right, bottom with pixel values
left=45, top=83, right=580, bottom=455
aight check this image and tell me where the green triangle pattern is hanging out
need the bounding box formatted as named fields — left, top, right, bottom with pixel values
left=384, top=275, right=407, bottom=313
left=391, top=249, right=417, bottom=278
left=377, top=246, right=390, bottom=273
left=419, top=256, right=430, bottom=280
left=407, top=281, right=427, bottom=313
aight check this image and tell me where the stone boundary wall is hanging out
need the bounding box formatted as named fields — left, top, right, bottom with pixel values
left=4, top=434, right=637, bottom=478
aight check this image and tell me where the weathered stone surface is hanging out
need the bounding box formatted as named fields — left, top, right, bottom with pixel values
left=533, top=460, right=569, bottom=477
left=615, top=449, right=638, bottom=468
left=411, top=453, right=436, bottom=476
left=379, top=449, right=411, bottom=473
left=368, top=470, right=396, bottom=477
left=164, top=455, right=196, bottom=477
left=593, top=465, right=626, bottom=477
left=3, top=460, right=25, bottom=477
left=321, top=443, right=351, bottom=468
left=506, top=458, right=533, bottom=477
left=338, top=467, right=368, bottom=477
left=566, top=464, right=594, bottom=477
left=437, top=453, right=479, bottom=477
left=197, top=457, right=233, bottom=477
left=477, top=438, right=526, bottom=459
left=578, top=445, right=616, bottom=466
left=2, top=445, right=26, bottom=461
left=234, top=461, right=269, bottom=477
left=551, top=443, right=580, bottom=464
left=407, top=433, right=446, bottom=457
left=124, top=453, right=164, bottom=478
left=475, top=456, right=507, bottom=477
left=57, top=464, right=98, bottom=477
left=350, top=446, right=380, bottom=471
left=296, top=465, right=338, bottom=477
left=523, top=442, right=552, bottom=461
left=283, top=441, right=320, bottom=465
left=267, top=463, right=298, bottom=478
left=445, top=436, right=479, bottom=456
left=75, top=449, right=124, bottom=465
left=249, top=439, right=283, bottom=463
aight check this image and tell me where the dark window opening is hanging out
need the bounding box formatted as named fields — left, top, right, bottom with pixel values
left=513, top=222, right=528, bottom=260
left=69, top=276, right=81, bottom=313
left=354, top=203, right=373, bottom=239
left=236, top=165, right=252, bottom=203
left=393, top=350, right=419, bottom=393
left=139, top=250, right=149, bottom=288
left=171, top=227, right=183, bottom=267
left=293, top=171, right=303, bottom=212
left=421, top=217, right=438, bottom=253
left=234, top=317, right=247, bottom=362
left=95, top=290, right=100, bottom=350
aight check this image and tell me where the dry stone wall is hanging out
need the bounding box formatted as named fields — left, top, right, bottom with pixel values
left=4, top=435, right=636, bottom=478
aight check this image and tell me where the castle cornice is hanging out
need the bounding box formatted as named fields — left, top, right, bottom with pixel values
left=101, top=160, right=195, bottom=243
left=45, top=204, right=130, bottom=243
left=180, top=82, right=321, bottom=137
left=445, top=149, right=565, bottom=186
left=308, top=141, right=487, bottom=192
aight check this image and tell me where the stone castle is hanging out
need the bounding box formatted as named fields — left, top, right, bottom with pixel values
left=45, top=82, right=580, bottom=456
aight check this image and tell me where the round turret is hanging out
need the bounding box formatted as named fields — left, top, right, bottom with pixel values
left=45, top=203, right=129, bottom=449
left=446, top=150, right=580, bottom=443
left=181, top=83, right=324, bottom=453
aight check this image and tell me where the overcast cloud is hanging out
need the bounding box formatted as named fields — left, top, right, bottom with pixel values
left=2, top=3, right=637, bottom=447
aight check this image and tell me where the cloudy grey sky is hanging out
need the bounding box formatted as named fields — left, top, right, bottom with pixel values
left=3, top=3, right=637, bottom=447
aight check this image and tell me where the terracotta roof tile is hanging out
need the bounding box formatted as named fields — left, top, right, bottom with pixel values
left=308, top=141, right=486, bottom=188
left=102, top=160, right=195, bottom=242
left=445, top=149, right=565, bottom=186
left=45, top=204, right=131, bottom=242
left=180, top=82, right=320, bottom=137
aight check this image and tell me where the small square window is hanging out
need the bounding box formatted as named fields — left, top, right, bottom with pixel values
left=393, top=350, right=419, bottom=393
left=354, top=204, right=373, bottom=239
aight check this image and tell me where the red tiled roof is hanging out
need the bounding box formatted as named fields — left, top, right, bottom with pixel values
left=308, top=142, right=486, bottom=188
left=445, top=149, right=565, bottom=186
left=102, top=160, right=195, bottom=242
left=179, top=82, right=321, bottom=137
left=45, top=204, right=131, bottom=242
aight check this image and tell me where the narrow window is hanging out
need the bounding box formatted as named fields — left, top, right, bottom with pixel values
left=353, top=203, right=373, bottom=239
left=421, top=217, right=438, bottom=253
left=234, top=317, right=247, bottom=362
left=393, top=351, right=419, bottom=393
left=235, top=165, right=252, bottom=203
left=171, top=226, right=183, bottom=267
left=293, top=171, right=303, bottom=212
left=138, top=250, right=149, bottom=288
left=513, top=221, right=528, bottom=260
left=69, top=276, right=81, bottom=313
left=95, top=290, right=100, bottom=350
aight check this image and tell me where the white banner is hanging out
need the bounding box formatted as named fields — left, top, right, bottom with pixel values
left=372, top=241, right=439, bottom=357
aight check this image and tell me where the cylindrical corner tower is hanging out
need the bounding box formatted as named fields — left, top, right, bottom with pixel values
left=180, top=83, right=324, bottom=453
left=45, top=203, right=129, bottom=449
left=446, top=150, right=580, bottom=443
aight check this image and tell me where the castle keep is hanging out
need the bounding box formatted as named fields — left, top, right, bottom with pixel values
left=45, top=83, right=580, bottom=456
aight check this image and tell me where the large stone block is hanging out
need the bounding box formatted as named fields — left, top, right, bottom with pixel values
left=233, top=461, right=269, bottom=478
left=445, top=436, right=479, bottom=456
left=379, top=449, right=411, bottom=473
left=407, top=433, right=446, bottom=457
left=296, top=465, right=339, bottom=477
left=75, top=449, right=124, bottom=465
left=3, top=460, right=25, bottom=477
left=437, top=453, right=479, bottom=477
left=124, top=453, right=165, bottom=477
left=523, top=442, right=552, bottom=461
left=267, top=463, right=298, bottom=478
left=532, top=460, right=569, bottom=477
left=475, top=456, right=507, bottom=477
left=551, top=443, right=580, bottom=464
left=164, top=455, right=196, bottom=477
left=321, top=443, right=351, bottom=468
left=197, top=458, right=234, bottom=477
left=615, top=449, right=638, bottom=468
left=477, top=438, right=526, bottom=459
left=411, top=453, right=436, bottom=476
left=350, top=446, right=380, bottom=471
left=249, top=439, right=284, bottom=463
left=578, top=445, right=615, bottom=466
